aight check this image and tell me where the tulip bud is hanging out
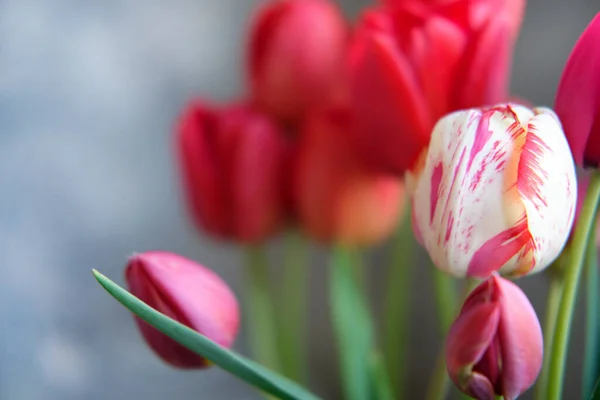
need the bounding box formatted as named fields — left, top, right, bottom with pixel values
left=247, top=0, right=348, bottom=121
left=349, top=0, right=524, bottom=173
left=411, top=104, right=577, bottom=278
left=554, top=13, right=600, bottom=168
left=177, top=101, right=287, bottom=243
left=294, top=108, right=404, bottom=246
left=446, top=275, right=543, bottom=400
left=125, top=252, right=239, bottom=368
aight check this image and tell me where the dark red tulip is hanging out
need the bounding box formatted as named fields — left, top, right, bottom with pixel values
left=177, top=101, right=287, bottom=243
left=349, top=0, right=524, bottom=173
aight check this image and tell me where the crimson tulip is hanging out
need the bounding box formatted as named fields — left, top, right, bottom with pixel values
left=177, top=101, right=287, bottom=243
left=349, top=0, right=525, bottom=173
left=126, top=252, right=240, bottom=368
left=555, top=13, right=600, bottom=168
left=247, top=0, right=348, bottom=121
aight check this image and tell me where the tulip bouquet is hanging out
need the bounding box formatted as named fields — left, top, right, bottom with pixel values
left=92, top=1, right=600, bottom=399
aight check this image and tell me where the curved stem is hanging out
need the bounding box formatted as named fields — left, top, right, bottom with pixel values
left=547, top=171, right=600, bottom=400
left=584, top=218, right=599, bottom=399
left=245, top=246, right=281, bottom=373
left=534, top=271, right=565, bottom=400
left=277, top=231, right=309, bottom=384
left=382, top=204, right=415, bottom=399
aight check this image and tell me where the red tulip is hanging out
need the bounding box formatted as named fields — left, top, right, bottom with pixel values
left=177, top=101, right=287, bottom=243
left=248, top=0, right=348, bottom=121
left=555, top=13, right=600, bottom=168
left=349, top=0, right=525, bottom=173
left=294, top=107, right=405, bottom=246
left=446, top=275, right=543, bottom=400
left=126, top=252, right=239, bottom=368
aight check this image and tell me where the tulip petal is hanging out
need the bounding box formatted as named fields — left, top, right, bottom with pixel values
left=555, top=13, right=600, bottom=167
left=350, top=29, right=432, bottom=173
left=178, top=103, right=230, bottom=237
left=446, top=299, right=500, bottom=396
left=132, top=252, right=240, bottom=349
left=494, top=276, right=543, bottom=399
left=413, top=106, right=530, bottom=277
left=410, top=15, right=467, bottom=119
left=509, top=108, right=577, bottom=276
left=126, top=257, right=206, bottom=368
left=453, top=13, right=512, bottom=109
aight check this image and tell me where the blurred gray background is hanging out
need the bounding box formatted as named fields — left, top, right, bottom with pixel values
left=0, top=0, right=598, bottom=399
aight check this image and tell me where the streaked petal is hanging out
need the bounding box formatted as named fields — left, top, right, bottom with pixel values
left=413, top=106, right=529, bottom=277
left=412, top=104, right=577, bottom=278
left=508, top=108, right=577, bottom=276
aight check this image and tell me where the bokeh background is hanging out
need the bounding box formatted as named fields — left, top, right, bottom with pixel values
left=1, top=0, right=598, bottom=399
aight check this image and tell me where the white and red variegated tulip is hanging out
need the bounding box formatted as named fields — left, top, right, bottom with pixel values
left=410, top=104, right=577, bottom=278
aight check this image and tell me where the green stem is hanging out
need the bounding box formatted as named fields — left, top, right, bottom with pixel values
left=382, top=204, right=415, bottom=399
left=426, top=278, right=477, bottom=400
left=432, top=268, right=458, bottom=335
left=245, top=246, right=281, bottom=373
left=329, top=247, right=374, bottom=400
left=547, top=171, right=600, bottom=400
left=426, top=351, right=452, bottom=400
left=277, top=231, right=309, bottom=384
left=534, top=270, right=565, bottom=400
left=584, top=218, right=599, bottom=399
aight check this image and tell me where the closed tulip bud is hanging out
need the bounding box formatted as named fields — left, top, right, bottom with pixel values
left=294, top=108, right=404, bottom=246
left=125, top=252, right=239, bottom=368
left=177, top=101, right=287, bottom=243
left=555, top=13, right=600, bottom=168
left=411, top=104, right=577, bottom=278
left=446, top=275, right=543, bottom=400
left=248, top=0, right=348, bottom=121
left=349, top=0, right=524, bottom=173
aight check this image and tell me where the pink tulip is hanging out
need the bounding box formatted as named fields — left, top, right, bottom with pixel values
left=446, top=275, right=543, bottom=400
left=247, top=0, right=348, bottom=121
left=293, top=107, right=405, bottom=246
left=411, top=104, right=577, bottom=278
left=176, top=101, right=287, bottom=243
left=125, top=252, right=239, bottom=368
left=349, top=0, right=525, bottom=173
left=555, top=13, right=600, bottom=168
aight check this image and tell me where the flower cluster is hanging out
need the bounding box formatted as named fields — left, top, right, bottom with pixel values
left=94, top=2, right=600, bottom=400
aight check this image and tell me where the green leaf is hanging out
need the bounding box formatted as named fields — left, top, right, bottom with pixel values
left=92, top=269, right=320, bottom=400
left=590, top=375, right=600, bottom=400
left=368, top=352, right=394, bottom=400
left=329, top=248, right=377, bottom=400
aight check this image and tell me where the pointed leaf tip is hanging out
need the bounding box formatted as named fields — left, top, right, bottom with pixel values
left=92, top=271, right=320, bottom=400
